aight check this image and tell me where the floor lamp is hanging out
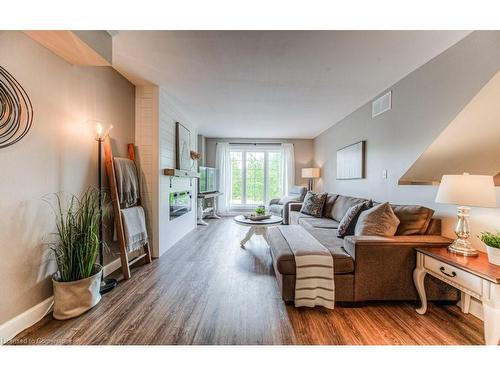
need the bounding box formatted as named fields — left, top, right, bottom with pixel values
left=95, top=122, right=118, bottom=294
left=301, top=167, right=321, bottom=191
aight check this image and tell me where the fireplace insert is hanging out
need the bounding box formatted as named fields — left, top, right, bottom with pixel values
left=169, top=190, right=192, bottom=219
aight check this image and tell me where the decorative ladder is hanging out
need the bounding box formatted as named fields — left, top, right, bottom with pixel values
left=103, top=138, right=152, bottom=279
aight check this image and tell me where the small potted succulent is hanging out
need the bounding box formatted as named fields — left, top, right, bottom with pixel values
left=478, top=231, right=500, bottom=266
left=255, top=206, right=266, bottom=216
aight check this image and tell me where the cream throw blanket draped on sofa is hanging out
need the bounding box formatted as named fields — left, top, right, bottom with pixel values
left=277, top=226, right=335, bottom=309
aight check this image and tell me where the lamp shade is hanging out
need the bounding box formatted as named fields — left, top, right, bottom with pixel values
left=435, top=174, right=497, bottom=208
left=302, top=167, right=320, bottom=178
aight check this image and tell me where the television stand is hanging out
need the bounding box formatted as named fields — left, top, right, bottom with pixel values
left=197, top=191, right=222, bottom=226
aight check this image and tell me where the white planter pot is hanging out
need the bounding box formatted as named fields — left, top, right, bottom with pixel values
left=486, top=245, right=500, bottom=266
left=52, top=265, right=102, bottom=320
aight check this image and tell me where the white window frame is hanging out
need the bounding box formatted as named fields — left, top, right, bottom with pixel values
left=229, top=144, right=281, bottom=210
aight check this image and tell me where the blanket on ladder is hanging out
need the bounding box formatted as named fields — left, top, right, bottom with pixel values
left=277, top=226, right=335, bottom=309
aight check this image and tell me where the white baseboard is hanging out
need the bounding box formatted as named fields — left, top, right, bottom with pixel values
left=0, top=258, right=122, bottom=345
left=0, top=297, right=54, bottom=344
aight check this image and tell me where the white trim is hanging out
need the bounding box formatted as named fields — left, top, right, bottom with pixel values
left=229, top=144, right=281, bottom=152
left=0, top=297, right=54, bottom=344
left=0, top=258, right=122, bottom=345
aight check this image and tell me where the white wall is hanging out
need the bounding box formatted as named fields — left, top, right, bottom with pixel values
left=313, top=31, right=500, bottom=251
left=135, top=86, right=198, bottom=258
left=0, top=31, right=135, bottom=326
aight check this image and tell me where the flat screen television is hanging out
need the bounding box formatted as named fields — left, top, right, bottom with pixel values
left=199, top=166, right=217, bottom=193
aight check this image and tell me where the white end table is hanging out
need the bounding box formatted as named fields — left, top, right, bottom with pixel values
left=233, top=215, right=282, bottom=248
left=197, top=192, right=222, bottom=226
left=414, top=247, right=500, bottom=345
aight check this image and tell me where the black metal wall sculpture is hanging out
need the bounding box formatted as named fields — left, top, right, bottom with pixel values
left=0, top=65, right=33, bottom=149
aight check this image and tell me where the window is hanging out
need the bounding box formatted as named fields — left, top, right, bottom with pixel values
left=230, top=146, right=282, bottom=208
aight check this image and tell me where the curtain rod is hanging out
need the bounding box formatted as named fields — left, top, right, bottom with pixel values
left=215, top=142, right=292, bottom=145
left=230, top=142, right=282, bottom=146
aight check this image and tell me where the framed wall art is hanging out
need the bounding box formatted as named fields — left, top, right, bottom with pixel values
left=176, top=122, right=191, bottom=171
left=336, top=141, right=365, bottom=180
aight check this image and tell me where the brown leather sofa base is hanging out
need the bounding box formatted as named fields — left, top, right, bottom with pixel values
left=269, top=209, right=459, bottom=303
left=273, top=258, right=458, bottom=303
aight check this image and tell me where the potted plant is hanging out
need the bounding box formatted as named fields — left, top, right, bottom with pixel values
left=48, top=188, right=104, bottom=320
left=478, top=231, right=500, bottom=266
left=255, top=206, right=266, bottom=216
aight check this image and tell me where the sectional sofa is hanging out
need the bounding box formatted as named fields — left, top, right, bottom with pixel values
left=268, top=193, right=459, bottom=303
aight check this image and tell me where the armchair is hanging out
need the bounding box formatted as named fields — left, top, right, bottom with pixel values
left=269, top=186, right=307, bottom=224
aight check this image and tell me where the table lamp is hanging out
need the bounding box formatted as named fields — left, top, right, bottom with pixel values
left=435, top=173, right=497, bottom=256
left=302, top=167, right=320, bottom=191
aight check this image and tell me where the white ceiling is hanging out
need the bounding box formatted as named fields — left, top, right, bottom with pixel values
left=112, top=31, right=470, bottom=139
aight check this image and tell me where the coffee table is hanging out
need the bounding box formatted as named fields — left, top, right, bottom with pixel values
left=233, top=215, right=282, bottom=248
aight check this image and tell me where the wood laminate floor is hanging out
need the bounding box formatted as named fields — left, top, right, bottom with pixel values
left=11, top=218, right=484, bottom=345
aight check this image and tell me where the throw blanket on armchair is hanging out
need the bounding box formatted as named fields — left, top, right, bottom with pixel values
left=277, top=226, right=335, bottom=309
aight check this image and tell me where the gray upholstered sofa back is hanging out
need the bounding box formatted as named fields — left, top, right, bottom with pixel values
left=288, top=186, right=307, bottom=201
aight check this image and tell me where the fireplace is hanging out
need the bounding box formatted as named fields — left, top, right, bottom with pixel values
left=169, top=190, right=192, bottom=220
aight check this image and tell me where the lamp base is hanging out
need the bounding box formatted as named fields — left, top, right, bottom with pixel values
left=447, top=239, right=478, bottom=257
left=100, top=278, right=118, bottom=294
left=447, top=206, right=478, bottom=257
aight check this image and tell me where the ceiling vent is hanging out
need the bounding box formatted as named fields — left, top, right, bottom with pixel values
left=372, top=91, right=391, bottom=118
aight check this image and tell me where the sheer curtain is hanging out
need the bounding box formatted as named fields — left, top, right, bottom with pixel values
left=215, top=142, right=232, bottom=215
left=280, top=143, right=295, bottom=195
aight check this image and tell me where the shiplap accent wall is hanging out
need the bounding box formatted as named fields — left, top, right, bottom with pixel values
left=159, top=92, right=176, bottom=169
left=158, top=88, right=198, bottom=255
left=136, top=86, right=198, bottom=258
left=135, top=86, right=160, bottom=255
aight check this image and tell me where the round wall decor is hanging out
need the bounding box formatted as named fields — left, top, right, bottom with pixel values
left=0, top=65, right=34, bottom=149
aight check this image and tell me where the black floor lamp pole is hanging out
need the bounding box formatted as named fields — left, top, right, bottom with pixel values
left=97, top=136, right=117, bottom=294
left=98, top=138, right=103, bottom=267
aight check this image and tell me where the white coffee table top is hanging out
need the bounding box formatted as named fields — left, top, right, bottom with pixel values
left=234, top=215, right=282, bottom=226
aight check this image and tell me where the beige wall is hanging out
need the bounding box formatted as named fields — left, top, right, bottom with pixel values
left=313, top=31, right=500, bottom=250
left=204, top=137, right=314, bottom=187
left=0, top=31, right=135, bottom=325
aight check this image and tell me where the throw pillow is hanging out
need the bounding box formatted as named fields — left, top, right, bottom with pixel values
left=337, top=200, right=372, bottom=238
left=300, top=191, right=328, bottom=217
left=354, top=202, right=400, bottom=237
left=390, top=204, right=434, bottom=235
